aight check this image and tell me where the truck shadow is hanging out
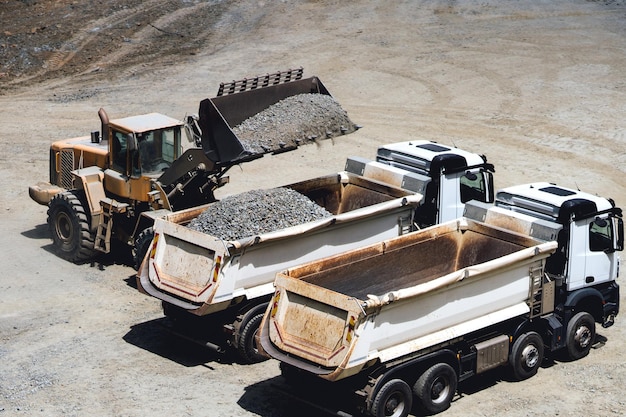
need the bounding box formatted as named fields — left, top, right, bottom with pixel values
left=239, top=375, right=341, bottom=417
left=241, top=336, right=611, bottom=417
left=123, top=318, right=236, bottom=368
left=457, top=333, right=609, bottom=398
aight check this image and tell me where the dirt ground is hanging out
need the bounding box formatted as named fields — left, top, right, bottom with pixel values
left=1, top=0, right=626, bottom=416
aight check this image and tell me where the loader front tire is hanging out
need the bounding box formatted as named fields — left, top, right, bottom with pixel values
left=47, top=190, right=95, bottom=263
left=133, top=227, right=154, bottom=270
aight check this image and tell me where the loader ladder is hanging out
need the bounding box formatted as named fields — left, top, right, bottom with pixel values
left=94, top=198, right=128, bottom=253
left=528, top=262, right=555, bottom=318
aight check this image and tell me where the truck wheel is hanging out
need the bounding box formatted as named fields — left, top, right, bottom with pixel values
left=509, top=331, right=544, bottom=381
left=566, top=312, right=596, bottom=361
left=237, top=312, right=268, bottom=364
left=413, top=363, right=457, bottom=414
left=371, top=378, right=413, bottom=417
left=47, top=190, right=95, bottom=263
left=132, top=227, right=154, bottom=270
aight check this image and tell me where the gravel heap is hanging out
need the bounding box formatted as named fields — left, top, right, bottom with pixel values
left=233, top=93, right=358, bottom=154
left=187, top=187, right=333, bottom=241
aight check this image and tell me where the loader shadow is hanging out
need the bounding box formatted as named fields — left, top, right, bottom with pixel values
left=123, top=318, right=235, bottom=368
left=35, top=240, right=134, bottom=270
left=124, top=275, right=138, bottom=290
left=21, top=223, right=49, bottom=240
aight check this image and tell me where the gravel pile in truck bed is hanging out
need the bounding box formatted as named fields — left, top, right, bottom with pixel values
left=233, top=93, right=358, bottom=154
left=186, top=187, right=333, bottom=241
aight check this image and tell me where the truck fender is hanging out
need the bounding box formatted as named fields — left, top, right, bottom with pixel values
left=564, top=287, right=604, bottom=322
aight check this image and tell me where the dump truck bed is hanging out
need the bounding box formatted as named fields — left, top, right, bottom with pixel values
left=137, top=172, right=421, bottom=314
left=259, top=218, right=557, bottom=380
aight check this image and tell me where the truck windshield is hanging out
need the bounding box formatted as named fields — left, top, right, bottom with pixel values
left=136, top=127, right=180, bottom=176
left=460, top=171, right=488, bottom=203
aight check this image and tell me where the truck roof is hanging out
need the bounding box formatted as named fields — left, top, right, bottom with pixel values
left=109, top=113, right=183, bottom=133
left=496, top=182, right=614, bottom=222
left=376, top=140, right=487, bottom=176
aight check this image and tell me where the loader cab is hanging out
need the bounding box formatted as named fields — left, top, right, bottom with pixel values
left=495, top=183, right=623, bottom=291
left=376, top=140, right=495, bottom=227
left=106, top=113, right=184, bottom=202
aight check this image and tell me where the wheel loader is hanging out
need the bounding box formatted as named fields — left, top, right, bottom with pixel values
left=29, top=68, right=355, bottom=268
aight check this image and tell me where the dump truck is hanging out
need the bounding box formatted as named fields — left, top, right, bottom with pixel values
left=258, top=183, right=622, bottom=417
left=136, top=140, right=495, bottom=362
left=28, top=68, right=355, bottom=268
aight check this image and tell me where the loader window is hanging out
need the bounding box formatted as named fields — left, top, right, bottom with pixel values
left=111, top=131, right=128, bottom=173
left=137, top=127, right=179, bottom=176
left=589, top=217, right=613, bottom=252
left=460, top=171, right=488, bottom=203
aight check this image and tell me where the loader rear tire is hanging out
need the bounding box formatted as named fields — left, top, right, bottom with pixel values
left=47, top=190, right=95, bottom=263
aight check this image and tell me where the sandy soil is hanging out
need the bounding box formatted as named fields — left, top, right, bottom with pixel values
left=1, top=1, right=625, bottom=416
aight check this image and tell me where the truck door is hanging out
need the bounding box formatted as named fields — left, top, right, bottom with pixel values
left=567, top=216, right=616, bottom=290
left=438, top=169, right=493, bottom=223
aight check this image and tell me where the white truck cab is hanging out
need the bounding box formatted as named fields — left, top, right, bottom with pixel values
left=493, top=182, right=622, bottom=328
left=496, top=182, right=623, bottom=291
left=347, top=140, right=495, bottom=227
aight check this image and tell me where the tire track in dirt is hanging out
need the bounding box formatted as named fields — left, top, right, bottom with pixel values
left=3, top=0, right=232, bottom=89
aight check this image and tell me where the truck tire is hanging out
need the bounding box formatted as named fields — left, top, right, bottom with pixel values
left=237, top=311, right=268, bottom=364
left=413, top=363, right=457, bottom=414
left=47, top=190, right=95, bottom=263
left=132, top=227, right=154, bottom=270
left=566, top=312, right=596, bottom=361
left=509, top=331, right=544, bottom=381
left=370, top=378, right=413, bottom=417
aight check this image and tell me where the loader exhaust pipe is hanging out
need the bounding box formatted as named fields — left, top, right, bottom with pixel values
left=98, top=108, right=109, bottom=142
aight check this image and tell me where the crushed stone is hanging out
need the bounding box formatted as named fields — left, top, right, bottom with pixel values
left=187, top=187, right=332, bottom=240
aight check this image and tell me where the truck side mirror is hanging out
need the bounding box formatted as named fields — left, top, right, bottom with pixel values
left=615, top=217, right=624, bottom=252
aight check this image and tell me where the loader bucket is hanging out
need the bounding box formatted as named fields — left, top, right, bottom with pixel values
left=198, top=70, right=352, bottom=166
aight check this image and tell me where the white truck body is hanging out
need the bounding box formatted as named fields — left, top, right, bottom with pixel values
left=136, top=140, right=495, bottom=361
left=260, top=217, right=557, bottom=380
left=258, top=183, right=622, bottom=416
left=138, top=171, right=422, bottom=315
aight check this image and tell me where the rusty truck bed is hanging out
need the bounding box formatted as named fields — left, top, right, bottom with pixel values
left=291, top=220, right=538, bottom=299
